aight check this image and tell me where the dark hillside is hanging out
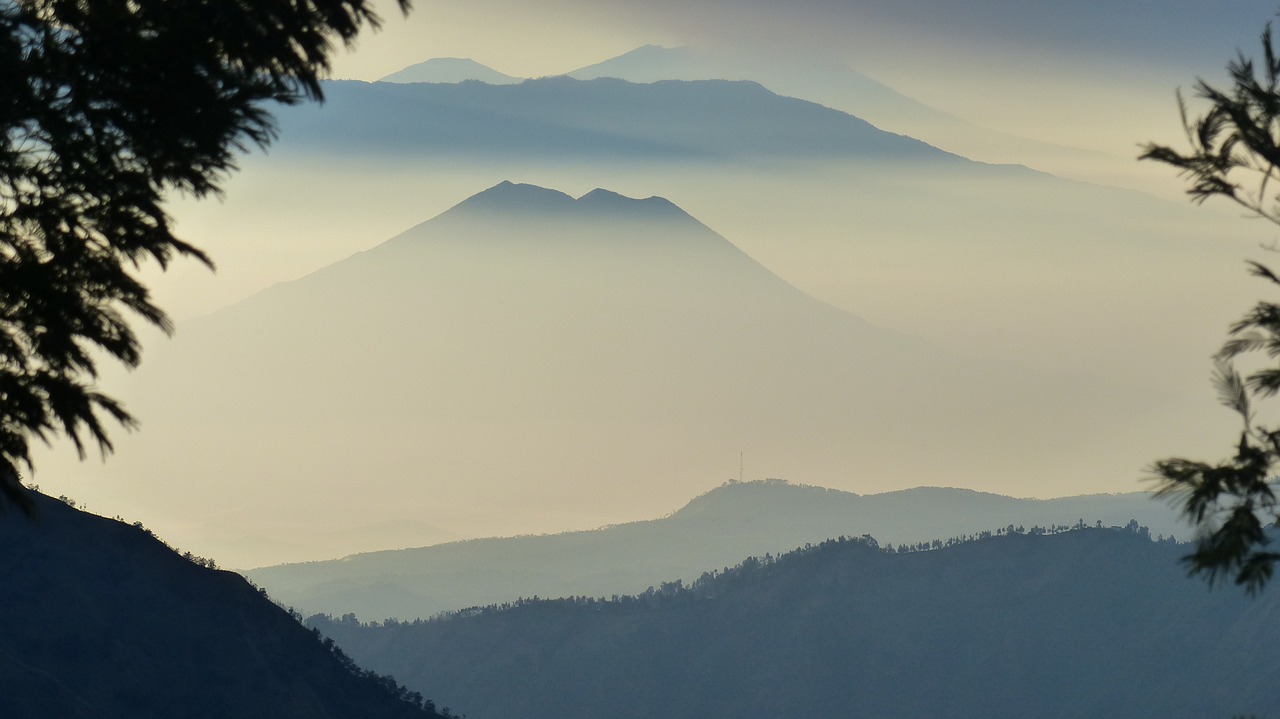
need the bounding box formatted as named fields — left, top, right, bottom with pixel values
left=314, top=526, right=1280, bottom=719
left=0, top=491, right=456, bottom=719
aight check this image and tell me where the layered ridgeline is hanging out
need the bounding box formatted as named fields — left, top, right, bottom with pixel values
left=217, top=71, right=1244, bottom=406
left=273, top=75, right=958, bottom=163
left=247, top=480, right=1187, bottom=621
left=311, top=527, right=1280, bottom=719
left=561, top=44, right=1096, bottom=172
left=369, top=47, right=975, bottom=162
left=107, top=182, right=1132, bottom=567
left=81, top=68, right=1251, bottom=489
left=356, top=49, right=1105, bottom=181
left=0, top=491, right=456, bottom=719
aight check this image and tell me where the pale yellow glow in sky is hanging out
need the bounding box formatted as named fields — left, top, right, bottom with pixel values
left=26, top=0, right=1280, bottom=568
left=328, top=0, right=1268, bottom=164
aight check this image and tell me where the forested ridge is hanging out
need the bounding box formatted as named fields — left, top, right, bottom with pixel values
left=313, top=523, right=1280, bottom=719
left=250, top=480, right=1184, bottom=621
left=321, top=519, right=1162, bottom=620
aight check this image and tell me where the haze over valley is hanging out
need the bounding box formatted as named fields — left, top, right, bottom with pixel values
left=14, top=3, right=1280, bottom=717
left=27, top=62, right=1273, bottom=565
left=27, top=176, right=1226, bottom=566
left=248, top=479, right=1191, bottom=622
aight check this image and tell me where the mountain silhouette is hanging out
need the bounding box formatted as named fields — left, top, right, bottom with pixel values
left=567, top=44, right=953, bottom=131
left=0, top=491, right=453, bottom=719
left=247, top=479, right=1188, bottom=622
left=102, top=181, right=1137, bottom=567
left=379, top=57, right=523, bottom=84
left=273, top=77, right=959, bottom=163
left=311, top=526, right=1280, bottom=719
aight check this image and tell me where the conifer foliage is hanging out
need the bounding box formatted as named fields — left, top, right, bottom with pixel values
left=1143, top=21, right=1280, bottom=592
left=0, top=0, right=409, bottom=510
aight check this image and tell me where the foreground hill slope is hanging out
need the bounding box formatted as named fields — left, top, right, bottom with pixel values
left=114, top=181, right=1137, bottom=567
left=0, top=491, right=454, bottom=719
left=248, top=480, right=1187, bottom=621
left=314, top=527, right=1280, bottom=719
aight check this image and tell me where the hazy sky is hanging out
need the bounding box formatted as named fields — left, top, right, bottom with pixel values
left=137, top=0, right=1280, bottom=324
left=331, top=0, right=1278, bottom=155
left=29, top=1, right=1280, bottom=568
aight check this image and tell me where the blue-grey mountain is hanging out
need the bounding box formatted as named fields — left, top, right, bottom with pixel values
left=247, top=479, right=1187, bottom=621
left=562, top=44, right=1103, bottom=170
left=312, top=526, right=1280, bottom=719
left=113, top=182, right=1135, bottom=563
left=272, top=76, right=958, bottom=162
left=379, top=57, right=523, bottom=84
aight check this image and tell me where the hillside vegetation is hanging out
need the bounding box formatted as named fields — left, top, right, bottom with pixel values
left=313, top=524, right=1280, bottom=719
left=251, top=479, right=1186, bottom=621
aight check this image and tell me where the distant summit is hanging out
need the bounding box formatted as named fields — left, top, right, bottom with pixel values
left=446, top=180, right=577, bottom=215
left=576, top=187, right=685, bottom=218
left=369, top=181, right=801, bottom=287
left=566, top=44, right=928, bottom=114
left=564, top=44, right=1096, bottom=169
left=379, top=57, right=523, bottom=84
left=444, top=181, right=690, bottom=223
left=568, top=44, right=710, bottom=83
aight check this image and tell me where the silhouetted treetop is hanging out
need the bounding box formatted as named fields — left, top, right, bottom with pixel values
left=0, top=0, right=409, bottom=510
left=1142, top=20, right=1280, bottom=593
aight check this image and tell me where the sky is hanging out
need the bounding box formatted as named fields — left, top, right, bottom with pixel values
left=27, top=1, right=1280, bottom=568
left=331, top=0, right=1277, bottom=161
left=133, top=0, right=1280, bottom=325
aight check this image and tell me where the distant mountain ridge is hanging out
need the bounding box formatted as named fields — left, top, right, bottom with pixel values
left=0, top=491, right=453, bottom=719
left=247, top=479, right=1186, bottom=621
left=379, top=57, right=523, bottom=84
left=562, top=44, right=1104, bottom=170
left=368, top=45, right=1113, bottom=174
left=444, top=180, right=686, bottom=220
left=566, top=44, right=953, bottom=130
left=312, top=525, right=1280, bottom=719
left=90, top=180, right=1160, bottom=569
left=371, top=46, right=1070, bottom=169
left=273, top=76, right=966, bottom=164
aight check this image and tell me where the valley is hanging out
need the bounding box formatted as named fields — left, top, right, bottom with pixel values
left=7, top=6, right=1280, bottom=716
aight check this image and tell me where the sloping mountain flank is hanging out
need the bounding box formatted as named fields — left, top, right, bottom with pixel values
left=313, top=526, right=1280, bottom=719
left=113, top=181, right=1132, bottom=566
left=248, top=480, right=1188, bottom=621
left=0, top=491, right=456, bottom=719
left=272, top=76, right=961, bottom=163
left=563, top=44, right=1102, bottom=171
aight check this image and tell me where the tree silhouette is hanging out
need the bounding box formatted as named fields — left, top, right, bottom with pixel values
left=1142, top=21, right=1280, bottom=593
left=0, top=0, right=409, bottom=512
